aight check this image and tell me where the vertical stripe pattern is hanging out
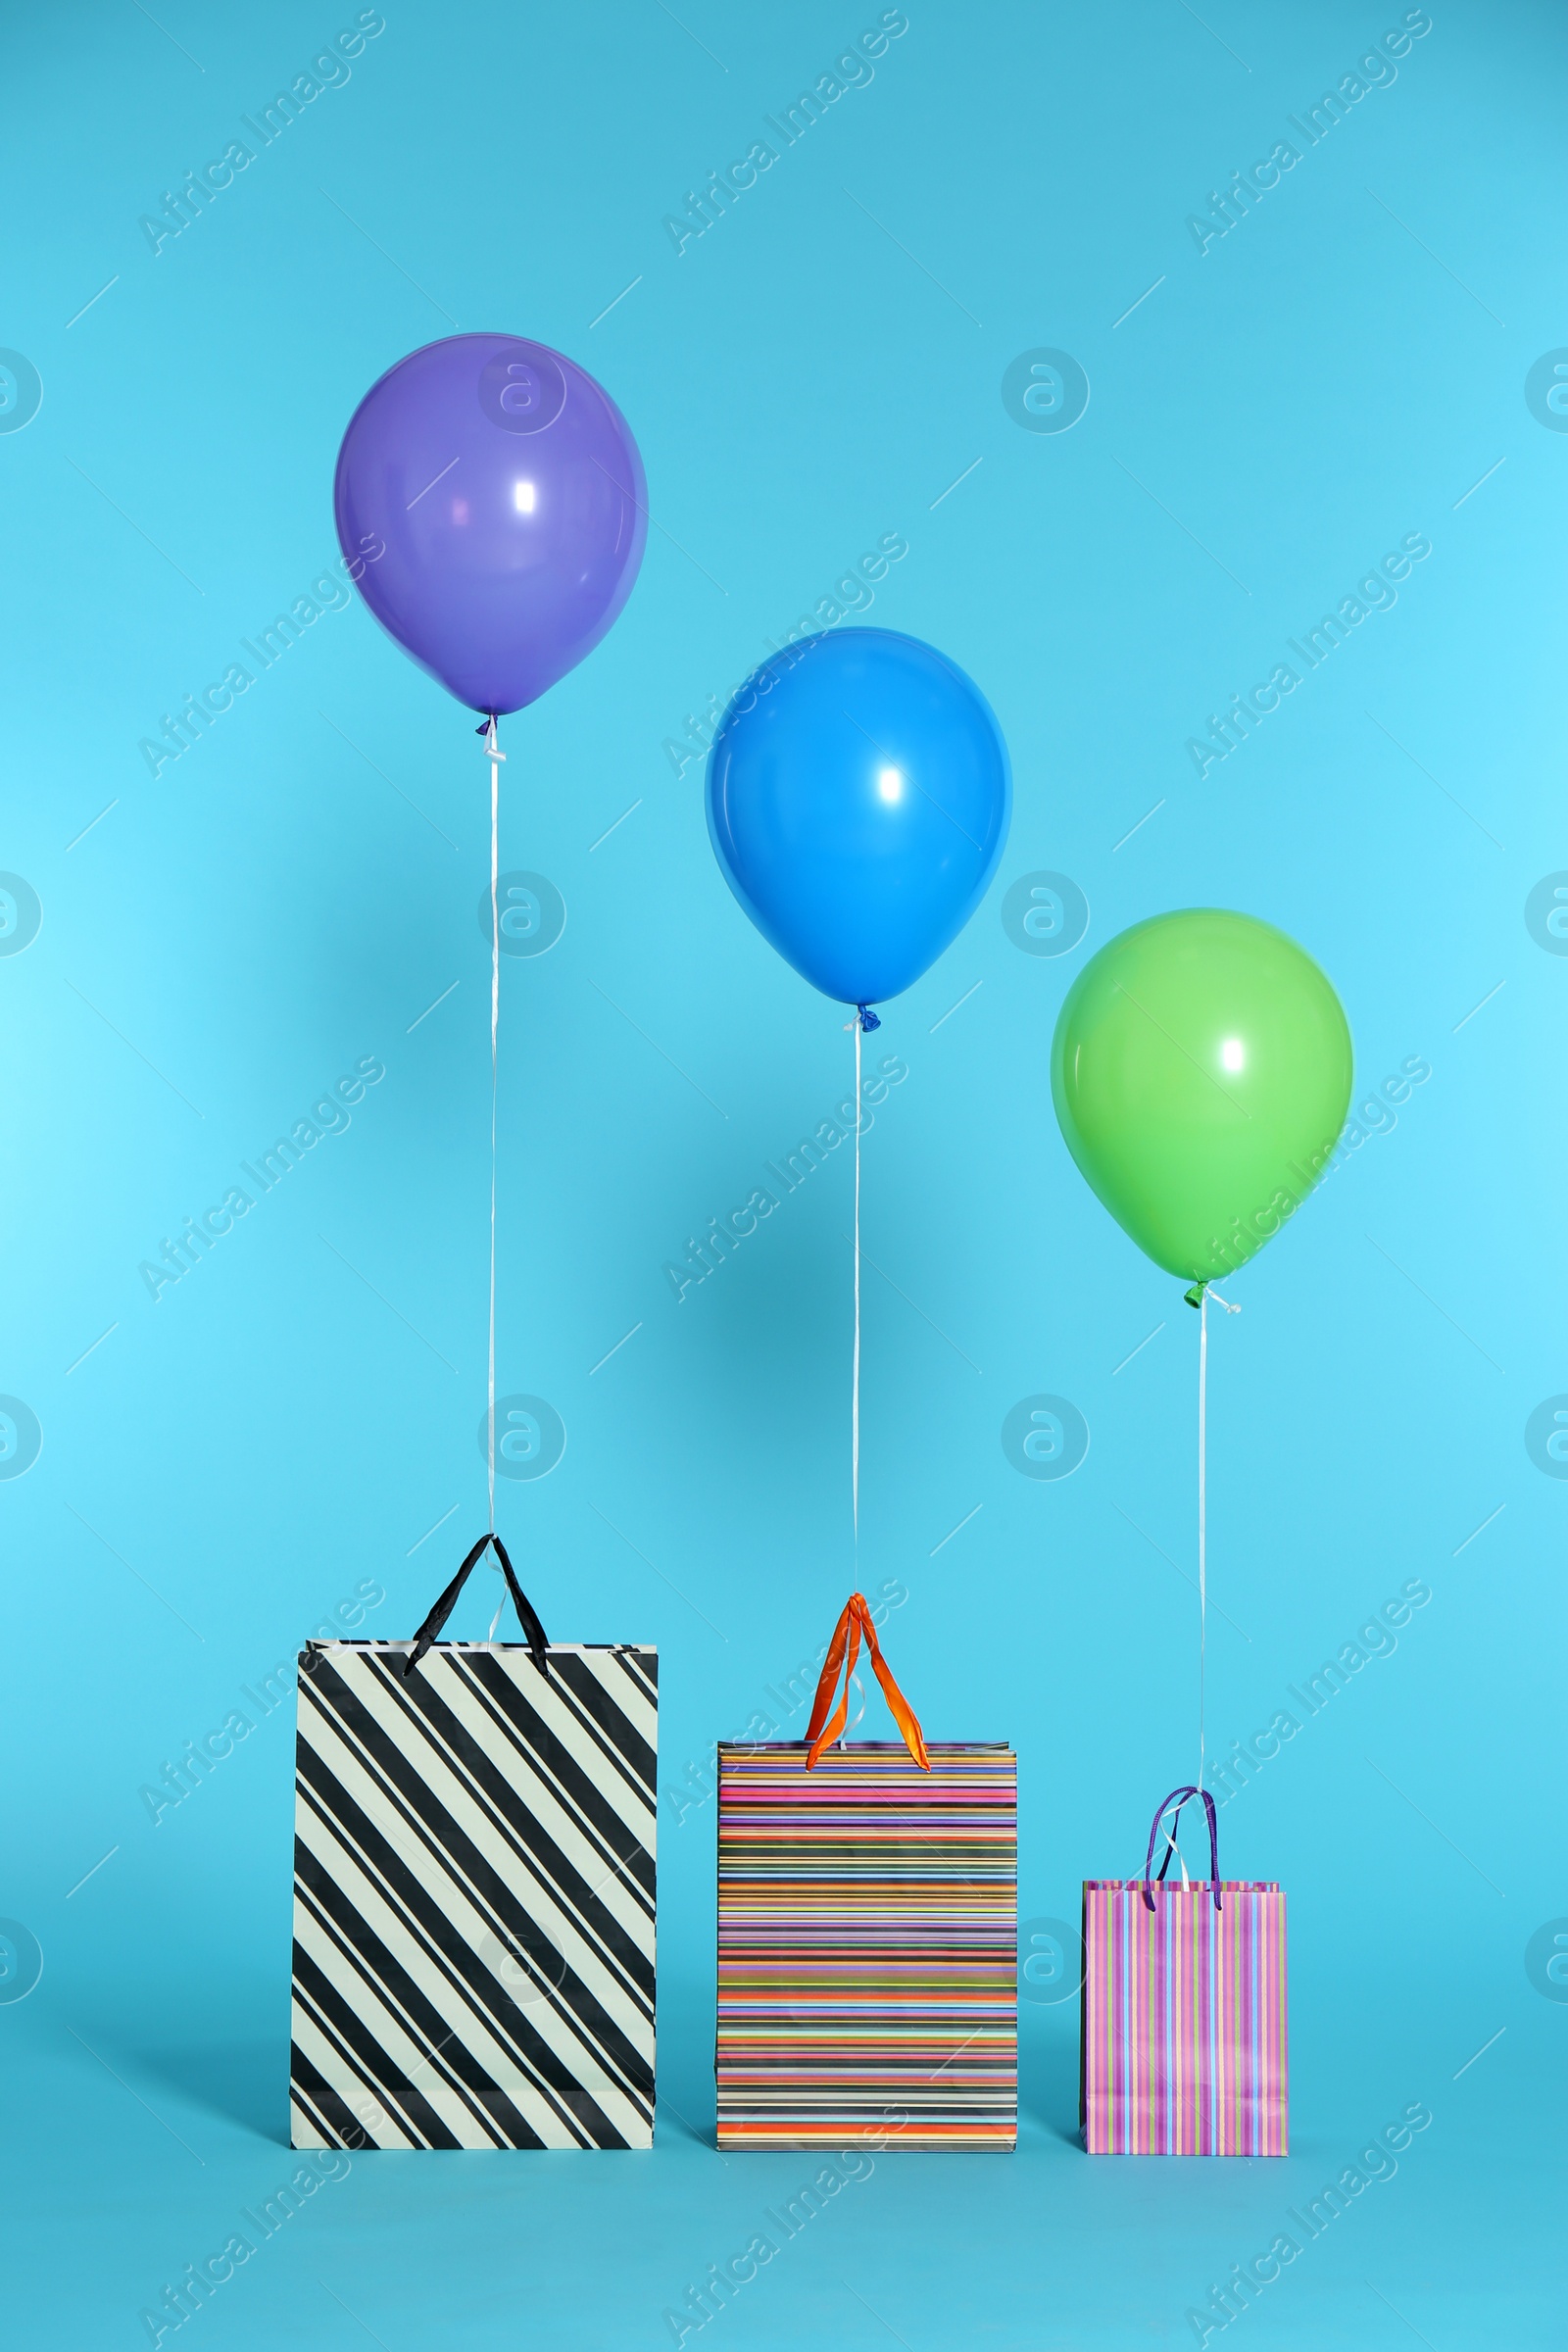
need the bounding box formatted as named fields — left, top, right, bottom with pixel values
left=1080, top=1880, right=1287, bottom=2155
left=290, top=1639, right=657, bottom=2151
left=716, top=1741, right=1016, bottom=2151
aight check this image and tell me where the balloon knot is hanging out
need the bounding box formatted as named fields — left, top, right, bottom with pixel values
left=1184, top=1282, right=1206, bottom=1309
left=856, top=1004, right=881, bottom=1032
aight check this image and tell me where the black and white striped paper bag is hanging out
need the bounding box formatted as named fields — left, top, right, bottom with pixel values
left=289, top=1536, right=657, bottom=2151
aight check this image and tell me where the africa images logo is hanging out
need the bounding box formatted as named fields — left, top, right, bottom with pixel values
left=1001, top=350, right=1090, bottom=435
left=0, top=350, right=43, bottom=434
left=0, top=1398, right=42, bottom=1481
left=1002, top=1396, right=1090, bottom=1480
left=479, top=1396, right=566, bottom=1481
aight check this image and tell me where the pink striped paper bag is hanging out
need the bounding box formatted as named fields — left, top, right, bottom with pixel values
left=1081, top=1785, right=1287, bottom=2156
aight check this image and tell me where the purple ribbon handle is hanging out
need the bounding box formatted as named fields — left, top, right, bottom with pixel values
left=1141, top=1785, right=1222, bottom=1913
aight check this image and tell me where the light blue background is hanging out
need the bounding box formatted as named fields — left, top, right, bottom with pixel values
left=1, top=3, right=1560, bottom=2344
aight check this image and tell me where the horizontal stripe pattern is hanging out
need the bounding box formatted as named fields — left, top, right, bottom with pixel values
left=290, top=1640, right=656, bottom=2151
left=717, top=1741, right=1016, bottom=2151
left=1081, top=1880, right=1287, bottom=2156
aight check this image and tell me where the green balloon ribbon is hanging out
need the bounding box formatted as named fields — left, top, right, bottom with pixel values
left=1052, top=908, right=1352, bottom=1288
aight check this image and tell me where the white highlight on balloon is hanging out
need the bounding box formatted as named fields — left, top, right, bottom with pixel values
left=877, top=766, right=904, bottom=803
left=514, top=480, right=536, bottom=513
left=1220, top=1037, right=1245, bottom=1072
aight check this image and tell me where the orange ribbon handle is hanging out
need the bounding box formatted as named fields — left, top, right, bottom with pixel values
left=805, top=1592, right=930, bottom=1771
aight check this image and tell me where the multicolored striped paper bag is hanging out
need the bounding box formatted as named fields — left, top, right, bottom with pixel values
left=290, top=1533, right=657, bottom=2152
left=716, top=1592, right=1016, bottom=2152
left=1082, top=1785, right=1287, bottom=2156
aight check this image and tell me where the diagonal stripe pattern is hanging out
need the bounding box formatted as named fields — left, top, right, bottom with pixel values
left=290, top=1639, right=657, bottom=2151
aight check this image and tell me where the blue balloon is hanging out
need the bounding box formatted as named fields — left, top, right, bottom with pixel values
left=706, top=628, right=1011, bottom=1007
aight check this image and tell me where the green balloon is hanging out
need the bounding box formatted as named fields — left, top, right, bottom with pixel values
left=1051, top=908, right=1352, bottom=1288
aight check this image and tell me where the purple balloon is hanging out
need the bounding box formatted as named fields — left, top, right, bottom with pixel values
left=334, top=332, right=647, bottom=716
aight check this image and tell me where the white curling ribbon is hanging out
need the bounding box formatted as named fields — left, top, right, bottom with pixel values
left=486, top=716, right=503, bottom=1532
left=1197, top=1284, right=1241, bottom=1800
left=843, top=1013, right=864, bottom=1546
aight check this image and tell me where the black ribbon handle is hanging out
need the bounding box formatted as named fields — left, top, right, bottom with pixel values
left=401, top=1533, right=550, bottom=1678
left=1141, top=1784, right=1222, bottom=1913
